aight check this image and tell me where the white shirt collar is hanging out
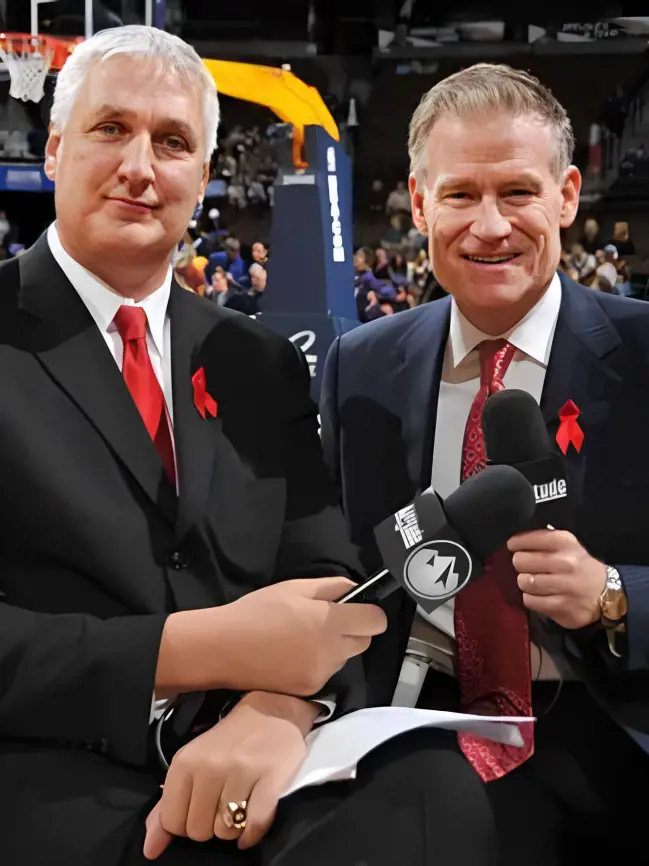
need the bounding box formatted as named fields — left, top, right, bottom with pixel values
left=449, top=272, right=562, bottom=369
left=47, top=222, right=171, bottom=357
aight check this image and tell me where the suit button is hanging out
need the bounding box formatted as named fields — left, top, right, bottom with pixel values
left=169, top=551, right=188, bottom=570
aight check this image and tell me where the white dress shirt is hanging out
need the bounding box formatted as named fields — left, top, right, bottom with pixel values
left=417, top=273, right=564, bottom=679
left=47, top=223, right=174, bottom=420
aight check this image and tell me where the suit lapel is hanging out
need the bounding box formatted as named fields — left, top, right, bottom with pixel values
left=540, top=274, right=623, bottom=501
left=396, top=298, right=451, bottom=493
left=18, top=236, right=177, bottom=525
left=168, top=283, right=224, bottom=544
left=393, top=278, right=622, bottom=504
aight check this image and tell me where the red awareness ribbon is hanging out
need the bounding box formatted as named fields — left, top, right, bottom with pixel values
left=556, top=399, right=584, bottom=455
left=192, top=366, right=218, bottom=420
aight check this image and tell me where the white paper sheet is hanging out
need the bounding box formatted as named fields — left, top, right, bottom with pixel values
left=282, top=706, right=535, bottom=798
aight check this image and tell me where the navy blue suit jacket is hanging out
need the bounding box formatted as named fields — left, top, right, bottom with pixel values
left=321, top=273, right=649, bottom=751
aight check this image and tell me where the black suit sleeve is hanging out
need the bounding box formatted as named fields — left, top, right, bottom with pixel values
left=272, top=337, right=367, bottom=717
left=0, top=605, right=167, bottom=766
left=274, top=338, right=364, bottom=584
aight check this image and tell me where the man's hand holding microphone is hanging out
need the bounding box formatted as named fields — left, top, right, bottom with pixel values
left=483, top=389, right=610, bottom=631
left=509, top=529, right=607, bottom=630
left=156, top=575, right=387, bottom=699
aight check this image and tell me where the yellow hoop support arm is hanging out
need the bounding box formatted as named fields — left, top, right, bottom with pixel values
left=202, top=59, right=339, bottom=169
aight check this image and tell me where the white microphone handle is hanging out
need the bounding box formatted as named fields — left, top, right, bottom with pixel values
left=391, top=652, right=429, bottom=708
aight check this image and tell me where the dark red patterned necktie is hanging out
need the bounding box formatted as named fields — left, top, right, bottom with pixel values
left=454, top=339, right=534, bottom=781
left=113, top=306, right=176, bottom=487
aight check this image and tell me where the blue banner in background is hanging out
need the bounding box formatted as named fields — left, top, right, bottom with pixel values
left=263, top=126, right=360, bottom=399
left=265, top=126, right=356, bottom=319
left=0, top=163, right=54, bottom=193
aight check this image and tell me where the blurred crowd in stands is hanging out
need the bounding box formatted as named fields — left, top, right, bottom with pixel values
left=173, top=209, right=270, bottom=317
left=618, top=142, right=649, bottom=180
left=207, top=124, right=279, bottom=211
left=559, top=217, right=636, bottom=295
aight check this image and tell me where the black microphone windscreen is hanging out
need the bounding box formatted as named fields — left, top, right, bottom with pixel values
left=482, top=389, right=549, bottom=463
left=444, top=465, right=536, bottom=559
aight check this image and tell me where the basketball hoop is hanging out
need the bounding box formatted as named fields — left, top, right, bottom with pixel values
left=0, top=33, right=76, bottom=103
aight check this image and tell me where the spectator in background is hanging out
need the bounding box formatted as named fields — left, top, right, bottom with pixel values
left=174, top=247, right=207, bottom=294
left=354, top=246, right=386, bottom=323
left=219, top=150, right=238, bottom=179
left=206, top=266, right=231, bottom=305
left=247, top=177, right=267, bottom=205
left=385, top=180, right=411, bottom=216
left=608, top=221, right=635, bottom=257
left=389, top=251, right=408, bottom=280
left=249, top=261, right=267, bottom=295
left=251, top=240, right=269, bottom=267
left=366, top=294, right=397, bottom=318
left=409, top=249, right=430, bottom=289
left=228, top=178, right=247, bottom=209
left=602, top=240, right=634, bottom=297
left=618, top=143, right=648, bottom=178
left=593, top=261, right=619, bottom=293
left=601, top=243, right=620, bottom=272
left=381, top=214, right=406, bottom=252
left=589, top=244, right=622, bottom=294
left=205, top=236, right=248, bottom=286
left=568, top=241, right=596, bottom=284
left=213, top=122, right=278, bottom=211
left=580, top=217, right=603, bottom=254
left=225, top=263, right=267, bottom=316
left=373, top=247, right=390, bottom=280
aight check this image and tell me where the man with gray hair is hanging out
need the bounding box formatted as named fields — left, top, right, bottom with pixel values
left=0, top=25, right=494, bottom=866
left=322, top=63, right=649, bottom=864
left=205, top=236, right=248, bottom=286
left=223, top=262, right=267, bottom=315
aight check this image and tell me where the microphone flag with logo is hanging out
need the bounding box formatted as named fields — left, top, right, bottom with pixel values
left=342, top=464, right=535, bottom=613
left=375, top=489, right=473, bottom=612
left=482, top=389, right=573, bottom=531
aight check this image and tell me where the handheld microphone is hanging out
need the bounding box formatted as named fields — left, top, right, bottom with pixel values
left=482, top=389, right=572, bottom=531
left=338, top=464, right=535, bottom=614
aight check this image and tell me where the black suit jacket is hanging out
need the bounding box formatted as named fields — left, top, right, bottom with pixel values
left=0, top=235, right=364, bottom=865
left=321, top=273, right=649, bottom=753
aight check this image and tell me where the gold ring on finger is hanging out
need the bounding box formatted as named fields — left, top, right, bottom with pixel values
left=222, top=800, right=247, bottom=831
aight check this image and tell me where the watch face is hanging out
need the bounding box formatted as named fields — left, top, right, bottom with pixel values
left=601, top=588, right=628, bottom=622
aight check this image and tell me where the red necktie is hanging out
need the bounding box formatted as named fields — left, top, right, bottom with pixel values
left=454, top=339, right=534, bottom=781
left=112, top=306, right=176, bottom=487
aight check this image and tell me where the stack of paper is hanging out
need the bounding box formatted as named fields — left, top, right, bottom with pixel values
left=282, top=706, right=535, bottom=798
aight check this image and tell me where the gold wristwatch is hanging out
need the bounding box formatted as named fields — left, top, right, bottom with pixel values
left=598, top=565, right=627, bottom=658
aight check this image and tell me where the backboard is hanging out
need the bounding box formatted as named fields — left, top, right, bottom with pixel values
left=5, top=1, right=166, bottom=39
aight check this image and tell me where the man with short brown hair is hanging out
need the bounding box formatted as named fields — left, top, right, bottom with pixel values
left=323, top=62, right=649, bottom=865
